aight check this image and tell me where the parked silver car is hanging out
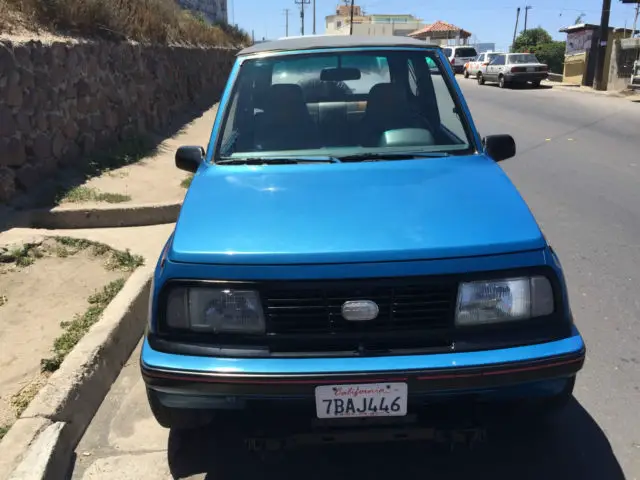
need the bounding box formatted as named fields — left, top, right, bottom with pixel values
left=477, top=53, right=549, bottom=88
left=463, top=52, right=503, bottom=79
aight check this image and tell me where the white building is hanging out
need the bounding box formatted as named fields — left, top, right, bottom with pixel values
left=325, top=4, right=424, bottom=37
left=177, top=0, right=227, bottom=24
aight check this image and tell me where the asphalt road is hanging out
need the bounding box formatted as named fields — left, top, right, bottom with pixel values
left=70, top=80, right=640, bottom=480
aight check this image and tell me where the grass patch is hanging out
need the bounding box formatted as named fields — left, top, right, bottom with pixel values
left=0, top=0, right=249, bottom=46
left=41, top=278, right=126, bottom=373
left=105, top=248, right=144, bottom=271
left=0, top=424, right=9, bottom=441
left=52, top=237, right=144, bottom=271
left=180, top=175, right=194, bottom=189
left=0, top=294, right=7, bottom=307
left=58, top=186, right=131, bottom=204
left=0, top=237, right=144, bottom=273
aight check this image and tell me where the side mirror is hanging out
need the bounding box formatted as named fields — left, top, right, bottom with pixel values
left=175, top=146, right=204, bottom=173
left=483, top=135, right=516, bottom=162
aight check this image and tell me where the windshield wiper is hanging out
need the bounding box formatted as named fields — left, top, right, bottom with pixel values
left=337, top=152, right=450, bottom=162
left=216, top=156, right=340, bottom=165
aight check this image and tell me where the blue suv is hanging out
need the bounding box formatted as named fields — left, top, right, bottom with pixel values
left=141, top=36, right=585, bottom=429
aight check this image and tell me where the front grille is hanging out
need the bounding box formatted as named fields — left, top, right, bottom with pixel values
left=260, top=279, right=458, bottom=354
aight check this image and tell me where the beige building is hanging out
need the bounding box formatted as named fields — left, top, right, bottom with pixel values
left=560, top=23, right=637, bottom=90
left=325, top=4, right=424, bottom=37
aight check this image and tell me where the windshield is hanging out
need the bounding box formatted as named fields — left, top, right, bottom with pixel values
left=217, top=50, right=473, bottom=161
left=454, top=48, right=477, bottom=58
left=509, top=54, right=539, bottom=64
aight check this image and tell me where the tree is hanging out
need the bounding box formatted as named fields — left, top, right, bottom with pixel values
left=534, top=41, right=567, bottom=74
left=513, top=27, right=553, bottom=52
left=513, top=27, right=566, bottom=74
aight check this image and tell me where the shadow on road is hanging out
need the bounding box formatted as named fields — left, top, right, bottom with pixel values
left=166, top=399, right=625, bottom=480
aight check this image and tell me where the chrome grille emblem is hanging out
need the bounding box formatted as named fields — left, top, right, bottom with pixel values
left=341, top=300, right=379, bottom=321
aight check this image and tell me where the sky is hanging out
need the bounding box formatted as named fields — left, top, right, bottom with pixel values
left=230, top=0, right=640, bottom=51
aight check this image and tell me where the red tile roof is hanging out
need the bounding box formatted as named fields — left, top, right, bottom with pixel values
left=409, top=20, right=471, bottom=38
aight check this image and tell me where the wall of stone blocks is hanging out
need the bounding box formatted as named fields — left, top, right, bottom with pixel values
left=0, top=40, right=236, bottom=203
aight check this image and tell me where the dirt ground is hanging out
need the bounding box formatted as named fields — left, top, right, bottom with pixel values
left=0, top=238, right=133, bottom=429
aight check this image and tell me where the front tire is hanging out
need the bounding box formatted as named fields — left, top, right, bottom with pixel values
left=146, top=387, right=214, bottom=430
left=531, top=80, right=541, bottom=88
left=477, top=73, right=485, bottom=85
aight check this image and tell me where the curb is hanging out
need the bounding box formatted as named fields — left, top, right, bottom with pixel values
left=0, top=266, right=153, bottom=480
left=541, top=81, right=640, bottom=101
left=27, top=201, right=182, bottom=229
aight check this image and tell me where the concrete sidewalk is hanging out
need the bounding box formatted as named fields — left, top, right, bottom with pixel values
left=542, top=80, right=640, bottom=101
left=62, top=105, right=218, bottom=208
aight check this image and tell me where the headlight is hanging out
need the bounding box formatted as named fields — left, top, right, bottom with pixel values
left=165, top=287, right=265, bottom=334
left=455, top=276, right=554, bottom=326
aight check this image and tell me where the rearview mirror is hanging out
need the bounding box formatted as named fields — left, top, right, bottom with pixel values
left=175, top=146, right=204, bottom=173
left=320, top=67, right=361, bottom=82
left=483, top=135, right=516, bottom=162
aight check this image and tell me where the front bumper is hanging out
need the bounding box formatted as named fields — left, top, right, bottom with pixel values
left=141, top=328, right=585, bottom=408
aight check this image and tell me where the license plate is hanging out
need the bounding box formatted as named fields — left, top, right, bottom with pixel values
left=315, top=383, right=408, bottom=419
left=527, top=67, right=535, bottom=72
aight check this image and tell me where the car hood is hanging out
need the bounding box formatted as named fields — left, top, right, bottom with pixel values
left=170, top=155, right=545, bottom=265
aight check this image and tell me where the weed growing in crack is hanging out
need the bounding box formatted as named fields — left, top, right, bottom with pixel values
left=10, top=377, right=47, bottom=417
left=0, top=244, right=43, bottom=267
left=41, top=278, right=126, bottom=373
left=181, top=175, right=194, bottom=189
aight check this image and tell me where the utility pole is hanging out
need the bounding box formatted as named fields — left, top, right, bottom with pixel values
left=284, top=8, right=290, bottom=37
left=349, top=0, right=355, bottom=35
left=512, top=7, right=521, bottom=52
left=312, top=0, right=316, bottom=35
left=524, top=5, right=532, bottom=32
left=593, top=0, right=612, bottom=90
left=295, top=0, right=311, bottom=36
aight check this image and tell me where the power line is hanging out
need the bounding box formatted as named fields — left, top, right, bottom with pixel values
left=294, top=0, right=311, bottom=36
left=312, top=0, right=316, bottom=35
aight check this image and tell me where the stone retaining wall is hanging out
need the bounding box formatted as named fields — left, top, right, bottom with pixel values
left=0, top=40, right=235, bottom=203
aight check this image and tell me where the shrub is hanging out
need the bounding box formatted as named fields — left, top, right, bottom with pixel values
left=0, top=0, right=250, bottom=46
